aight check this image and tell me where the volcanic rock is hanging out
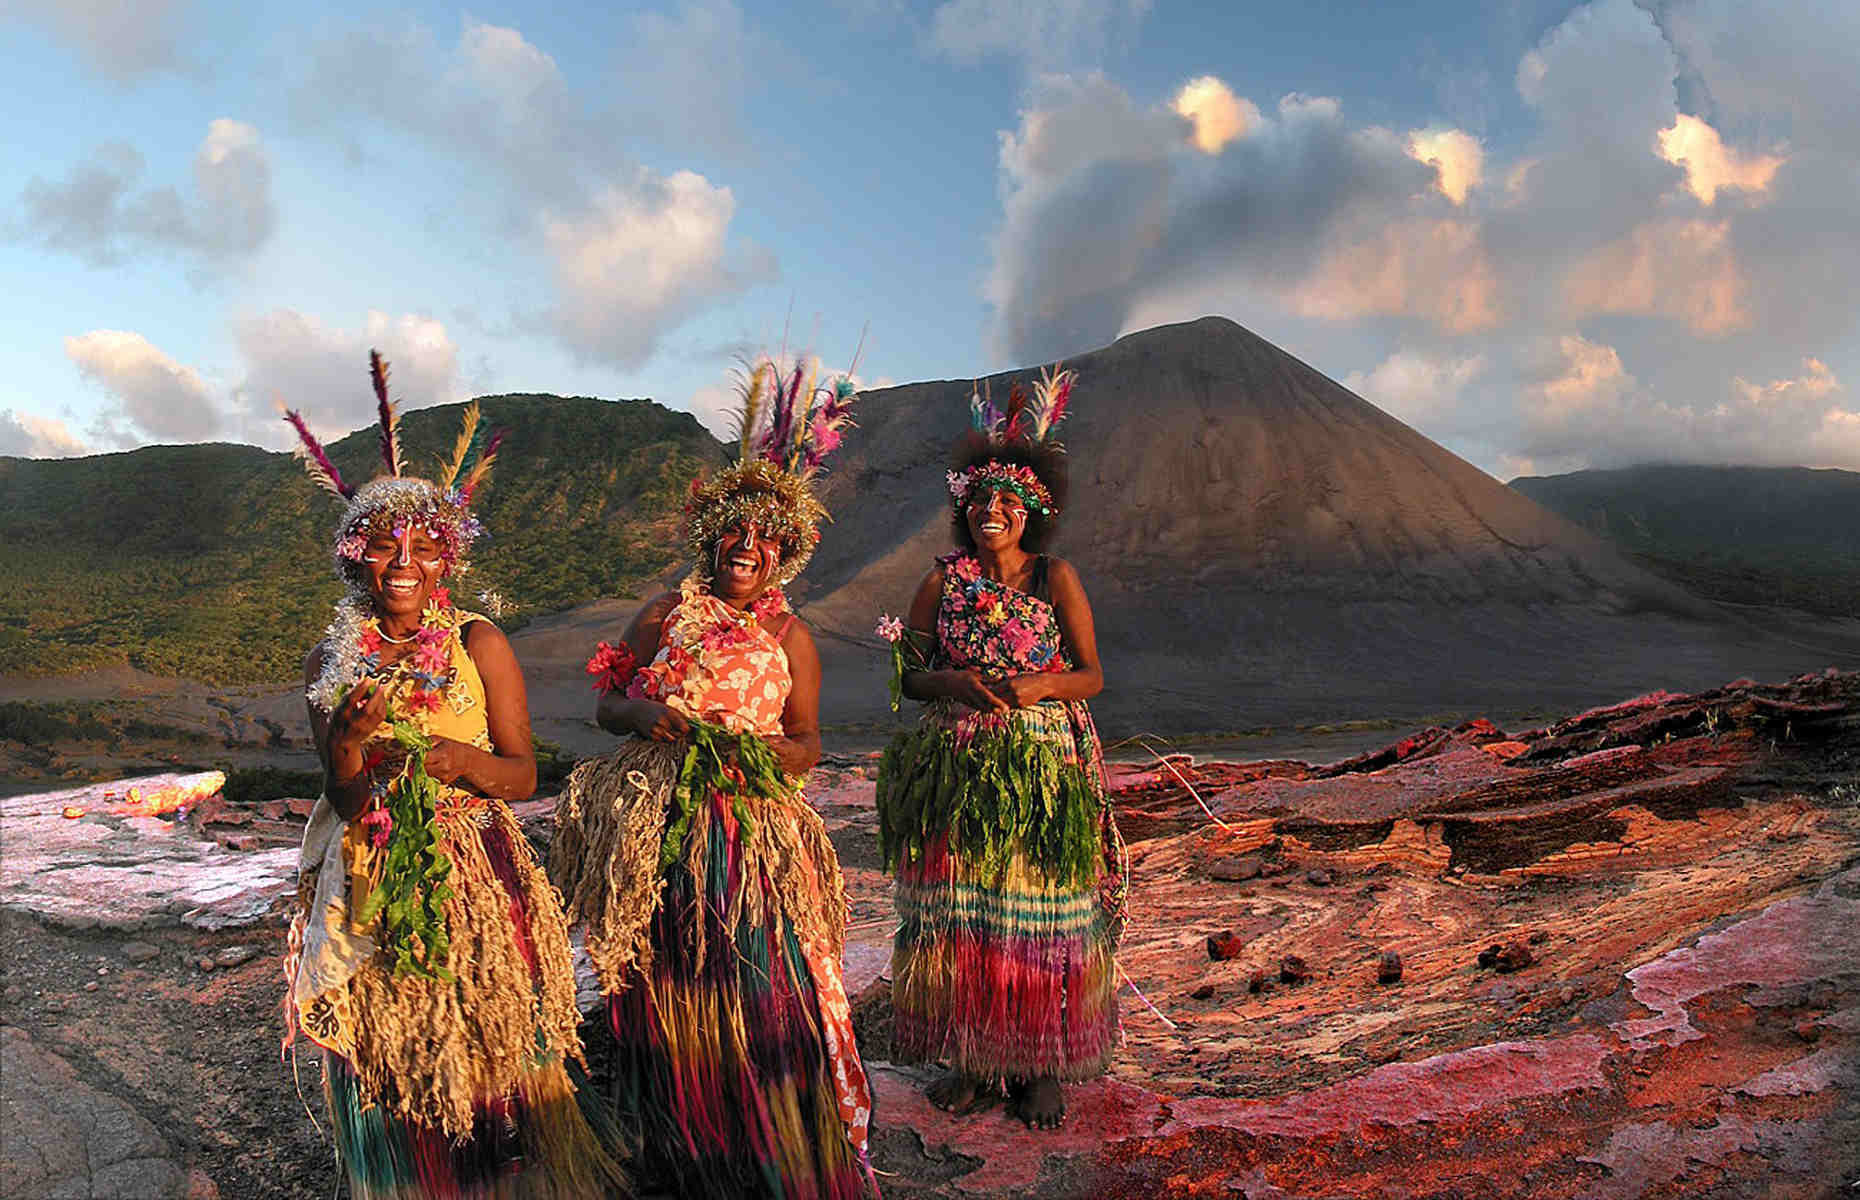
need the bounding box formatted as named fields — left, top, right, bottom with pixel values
left=1207, top=855, right=1262, bottom=882
left=1377, top=951, right=1403, bottom=985
left=123, top=941, right=160, bottom=963
left=1280, top=956, right=1311, bottom=984
left=1206, top=932, right=1245, bottom=961
left=1495, top=942, right=1536, bottom=974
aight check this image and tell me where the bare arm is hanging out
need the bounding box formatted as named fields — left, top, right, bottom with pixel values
left=304, top=643, right=383, bottom=822
left=768, top=616, right=822, bottom=774
left=422, top=620, right=538, bottom=800
left=898, top=565, right=1007, bottom=713
left=992, top=558, right=1104, bottom=707
left=595, top=591, right=690, bottom=740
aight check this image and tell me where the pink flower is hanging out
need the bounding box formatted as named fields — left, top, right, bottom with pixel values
left=585, top=641, right=638, bottom=695
left=876, top=614, right=904, bottom=643
left=360, top=806, right=393, bottom=849
left=1002, top=618, right=1037, bottom=657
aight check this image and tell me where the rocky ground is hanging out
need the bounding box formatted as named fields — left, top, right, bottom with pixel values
left=4, top=673, right=1859, bottom=1197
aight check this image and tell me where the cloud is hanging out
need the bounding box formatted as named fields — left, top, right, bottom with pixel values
left=229, top=310, right=463, bottom=446
left=1173, top=77, right=1256, bottom=155
left=540, top=172, right=774, bottom=368
left=1561, top=218, right=1748, bottom=334
left=0, top=409, right=91, bottom=458
left=1, top=0, right=189, bottom=83
left=64, top=330, right=223, bottom=442
left=618, top=1, right=757, bottom=156
left=289, top=17, right=765, bottom=366
left=927, top=0, right=1151, bottom=68
left=1291, top=218, right=1500, bottom=333
left=16, top=119, right=274, bottom=269
left=1659, top=0, right=1860, bottom=157
left=1343, top=351, right=1487, bottom=430
left=1655, top=113, right=1784, bottom=205
left=1406, top=128, right=1482, bottom=205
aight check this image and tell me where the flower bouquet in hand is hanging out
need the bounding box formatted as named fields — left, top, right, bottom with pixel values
left=877, top=614, right=936, bottom=713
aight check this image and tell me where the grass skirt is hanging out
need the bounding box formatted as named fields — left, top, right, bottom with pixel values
left=298, top=811, right=623, bottom=1199
left=883, top=701, right=1121, bottom=1082
left=553, top=738, right=875, bottom=1198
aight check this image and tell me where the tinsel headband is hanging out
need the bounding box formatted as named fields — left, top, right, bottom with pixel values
left=284, top=351, right=502, bottom=593
left=684, top=355, right=860, bottom=586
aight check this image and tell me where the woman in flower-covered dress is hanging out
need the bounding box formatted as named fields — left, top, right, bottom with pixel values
left=550, top=357, right=877, bottom=1197
left=878, top=368, right=1125, bottom=1130
left=282, top=364, right=620, bottom=1199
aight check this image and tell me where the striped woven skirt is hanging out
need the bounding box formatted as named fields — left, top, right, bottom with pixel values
left=885, top=701, right=1121, bottom=1082
left=576, top=784, right=874, bottom=1198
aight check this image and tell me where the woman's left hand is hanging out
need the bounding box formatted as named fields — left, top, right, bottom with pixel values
left=766, top=734, right=816, bottom=776
left=423, top=736, right=479, bottom=786
left=988, top=674, right=1051, bottom=709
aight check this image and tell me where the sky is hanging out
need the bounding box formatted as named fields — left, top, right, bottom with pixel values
left=1, top=0, right=1856, bottom=480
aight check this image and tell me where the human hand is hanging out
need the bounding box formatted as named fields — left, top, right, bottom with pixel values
left=422, top=737, right=477, bottom=785
left=988, top=674, right=1049, bottom=709
left=328, top=677, right=387, bottom=756
left=945, top=669, right=1009, bottom=714
left=635, top=701, right=693, bottom=742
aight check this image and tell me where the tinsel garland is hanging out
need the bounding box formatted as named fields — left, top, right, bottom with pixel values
left=877, top=720, right=1104, bottom=889
left=660, top=720, right=790, bottom=871
left=354, top=718, right=456, bottom=980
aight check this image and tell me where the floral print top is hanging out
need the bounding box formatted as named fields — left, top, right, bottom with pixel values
left=933, top=552, right=1071, bottom=677
left=630, top=574, right=792, bottom=738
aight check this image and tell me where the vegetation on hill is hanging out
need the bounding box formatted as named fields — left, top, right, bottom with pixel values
left=1510, top=464, right=1860, bottom=617
left=0, top=395, right=726, bottom=682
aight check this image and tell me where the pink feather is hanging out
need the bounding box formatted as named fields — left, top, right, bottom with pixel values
left=282, top=409, right=351, bottom=498
left=370, top=350, right=403, bottom=477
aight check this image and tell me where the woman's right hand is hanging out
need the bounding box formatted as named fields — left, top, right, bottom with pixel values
left=634, top=700, right=693, bottom=742
left=943, top=669, right=1009, bottom=714
left=327, top=677, right=387, bottom=758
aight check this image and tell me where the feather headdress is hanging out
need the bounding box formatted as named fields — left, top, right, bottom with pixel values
left=283, top=350, right=501, bottom=594
left=968, top=364, right=1075, bottom=448
left=685, top=353, right=862, bottom=585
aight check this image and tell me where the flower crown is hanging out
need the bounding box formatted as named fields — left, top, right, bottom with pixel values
left=685, top=355, right=859, bottom=586
left=946, top=461, right=1056, bottom=516
left=284, top=351, right=501, bottom=594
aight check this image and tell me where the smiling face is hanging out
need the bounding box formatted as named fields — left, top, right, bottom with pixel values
left=710, top=519, right=784, bottom=606
left=361, top=523, right=446, bottom=622
left=964, top=486, right=1030, bottom=554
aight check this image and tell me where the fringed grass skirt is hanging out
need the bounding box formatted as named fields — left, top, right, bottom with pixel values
left=555, top=739, right=875, bottom=1198
left=295, top=813, right=622, bottom=1200
left=882, top=701, right=1121, bottom=1082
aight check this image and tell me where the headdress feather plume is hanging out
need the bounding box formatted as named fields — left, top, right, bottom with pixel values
left=435, top=400, right=482, bottom=491
left=370, top=350, right=404, bottom=477
left=282, top=408, right=352, bottom=498
left=733, top=361, right=769, bottom=465
left=460, top=429, right=503, bottom=502
left=1028, top=365, right=1076, bottom=443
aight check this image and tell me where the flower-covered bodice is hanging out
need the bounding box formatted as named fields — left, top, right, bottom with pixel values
left=933, top=552, right=1070, bottom=677
left=359, top=606, right=494, bottom=814
left=630, top=576, right=792, bottom=738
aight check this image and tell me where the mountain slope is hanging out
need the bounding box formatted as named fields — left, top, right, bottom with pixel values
left=1511, top=465, right=1860, bottom=616
left=0, top=395, right=725, bottom=681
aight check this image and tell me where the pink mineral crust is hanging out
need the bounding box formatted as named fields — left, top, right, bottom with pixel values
left=1614, top=874, right=1860, bottom=1049
left=1734, top=1047, right=1855, bottom=1098
left=1162, top=1034, right=1611, bottom=1138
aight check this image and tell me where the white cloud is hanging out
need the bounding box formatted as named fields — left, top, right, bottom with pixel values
left=229, top=310, right=463, bottom=446
left=927, top=0, right=1152, bottom=68
left=1561, top=217, right=1747, bottom=334
left=289, top=17, right=765, bottom=367
left=1343, top=351, right=1487, bottom=431
left=16, top=119, right=274, bottom=269
left=1655, top=113, right=1784, bottom=206
left=541, top=172, right=772, bottom=368
left=1406, top=128, right=1483, bottom=205
left=618, top=1, right=756, bottom=155
left=0, top=409, right=92, bottom=458
left=1173, top=76, right=1255, bottom=155
left=1, top=0, right=189, bottom=83
left=1660, top=0, right=1860, bottom=157
left=64, top=330, right=223, bottom=442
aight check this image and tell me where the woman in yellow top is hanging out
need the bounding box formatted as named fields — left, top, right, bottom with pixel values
left=282, top=361, right=619, bottom=1198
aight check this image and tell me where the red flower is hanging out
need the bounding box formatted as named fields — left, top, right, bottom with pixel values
left=585, top=641, right=638, bottom=695
left=404, top=687, right=444, bottom=714
left=430, top=585, right=452, bottom=610
left=358, top=628, right=384, bottom=656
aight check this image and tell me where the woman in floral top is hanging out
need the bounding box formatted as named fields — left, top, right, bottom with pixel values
left=550, top=358, right=877, bottom=1197
left=879, top=373, right=1126, bottom=1131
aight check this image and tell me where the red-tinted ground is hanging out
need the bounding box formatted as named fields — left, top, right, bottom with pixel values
left=4, top=672, right=1859, bottom=1197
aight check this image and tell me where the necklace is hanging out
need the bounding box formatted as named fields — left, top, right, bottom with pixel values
left=375, top=625, right=420, bottom=644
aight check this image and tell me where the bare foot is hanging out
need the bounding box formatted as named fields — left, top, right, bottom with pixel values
left=1009, top=1076, right=1064, bottom=1130
left=926, top=1071, right=995, bottom=1115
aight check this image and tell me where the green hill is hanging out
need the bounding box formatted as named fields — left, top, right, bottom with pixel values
left=1509, top=464, right=1860, bottom=617
left=0, top=395, right=726, bottom=682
